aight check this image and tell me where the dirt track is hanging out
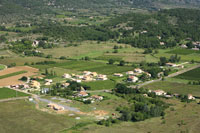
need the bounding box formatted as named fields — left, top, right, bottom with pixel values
left=0, top=66, right=39, bottom=87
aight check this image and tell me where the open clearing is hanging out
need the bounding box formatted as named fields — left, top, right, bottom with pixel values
left=0, top=87, right=29, bottom=99
left=0, top=66, right=39, bottom=86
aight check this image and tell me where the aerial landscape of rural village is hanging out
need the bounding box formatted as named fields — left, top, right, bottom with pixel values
left=0, top=0, right=200, bottom=133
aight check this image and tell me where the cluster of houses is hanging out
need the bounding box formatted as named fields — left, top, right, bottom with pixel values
left=180, top=41, right=200, bottom=51
left=125, top=68, right=151, bottom=82
left=9, top=76, right=52, bottom=94
left=62, top=71, right=108, bottom=83
left=75, top=90, right=104, bottom=103
left=148, top=89, right=195, bottom=100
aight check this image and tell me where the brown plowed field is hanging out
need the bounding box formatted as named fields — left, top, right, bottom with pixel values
left=0, top=66, right=39, bottom=87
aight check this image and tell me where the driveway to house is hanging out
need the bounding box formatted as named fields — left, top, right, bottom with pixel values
left=130, top=64, right=200, bottom=88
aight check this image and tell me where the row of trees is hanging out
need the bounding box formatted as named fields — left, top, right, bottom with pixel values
left=159, top=54, right=181, bottom=66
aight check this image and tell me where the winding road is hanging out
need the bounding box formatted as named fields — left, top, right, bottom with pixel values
left=130, top=64, right=200, bottom=88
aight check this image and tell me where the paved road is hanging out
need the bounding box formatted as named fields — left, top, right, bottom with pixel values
left=6, top=88, right=80, bottom=112
left=130, top=64, right=200, bottom=88
left=0, top=96, right=28, bottom=102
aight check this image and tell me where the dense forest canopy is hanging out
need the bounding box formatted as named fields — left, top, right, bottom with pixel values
left=25, top=8, right=200, bottom=49
left=0, top=0, right=200, bottom=17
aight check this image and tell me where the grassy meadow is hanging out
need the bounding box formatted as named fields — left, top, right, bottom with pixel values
left=82, top=80, right=116, bottom=90
left=143, top=81, right=200, bottom=96
left=0, top=100, right=78, bottom=133
left=0, top=88, right=29, bottom=99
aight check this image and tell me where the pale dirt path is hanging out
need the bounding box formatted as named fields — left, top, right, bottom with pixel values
left=0, top=96, right=28, bottom=102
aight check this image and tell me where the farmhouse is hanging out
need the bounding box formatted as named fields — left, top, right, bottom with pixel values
left=188, top=94, right=195, bottom=100
left=45, top=79, right=53, bottom=83
left=157, top=72, right=164, bottom=78
left=96, top=74, right=107, bottom=80
left=32, top=40, right=39, bottom=47
left=77, top=91, right=88, bottom=97
left=83, top=71, right=92, bottom=76
left=62, top=73, right=71, bottom=79
left=160, top=42, right=165, bottom=45
left=144, top=72, right=151, bottom=77
left=153, top=90, right=166, bottom=96
left=126, top=71, right=134, bottom=75
left=91, top=72, right=98, bottom=77
left=113, top=73, right=123, bottom=77
left=166, top=63, right=177, bottom=67
left=62, top=83, right=70, bottom=88
left=30, top=80, right=40, bottom=89
left=83, top=75, right=93, bottom=81
left=91, top=95, right=103, bottom=100
left=127, top=76, right=139, bottom=83
left=75, top=75, right=84, bottom=79
left=41, top=88, right=50, bottom=94
left=180, top=44, right=188, bottom=48
left=134, top=68, right=143, bottom=74
left=45, top=82, right=51, bottom=86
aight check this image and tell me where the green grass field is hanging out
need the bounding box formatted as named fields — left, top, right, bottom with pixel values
left=0, top=71, right=27, bottom=79
left=35, top=60, right=135, bottom=75
left=167, top=48, right=200, bottom=55
left=143, top=81, right=200, bottom=96
left=0, top=100, right=77, bottom=133
left=82, top=80, right=116, bottom=90
left=0, top=88, right=29, bottom=99
left=175, top=67, right=200, bottom=80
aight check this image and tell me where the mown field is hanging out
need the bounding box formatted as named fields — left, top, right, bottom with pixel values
left=175, top=67, right=200, bottom=80
left=0, top=100, right=77, bottom=133
left=143, top=81, right=200, bottom=96
left=34, top=60, right=135, bottom=75
left=0, top=87, right=29, bottom=99
left=0, top=56, right=63, bottom=66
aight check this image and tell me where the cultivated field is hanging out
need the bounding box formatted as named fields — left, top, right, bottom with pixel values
left=0, top=66, right=39, bottom=86
left=34, top=60, right=135, bottom=75
left=154, top=48, right=200, bottom=62
left=175, top=67, right=200, bottom=80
